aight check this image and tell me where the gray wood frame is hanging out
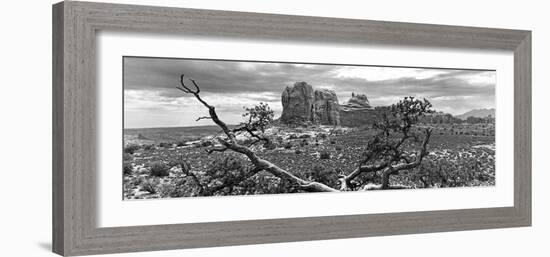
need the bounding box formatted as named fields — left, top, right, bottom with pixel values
left=52, top=1, right=531, bottom=256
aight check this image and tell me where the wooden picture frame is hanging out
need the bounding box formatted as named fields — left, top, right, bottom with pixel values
left=52, top=1, right=531, bottom=256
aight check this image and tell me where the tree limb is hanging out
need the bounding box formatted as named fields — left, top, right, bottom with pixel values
left=177, top=75, right=433, bottom=193
left=206, top=146, right=228, bottom=154
left=178, top=74, right=336, bottom=193
left=196, top=116, right=212, bottom=121
left=380, top=128, right=432, bottom=189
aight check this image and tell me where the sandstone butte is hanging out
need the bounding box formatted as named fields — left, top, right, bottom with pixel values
left=280, top=81, right=383, bottom=127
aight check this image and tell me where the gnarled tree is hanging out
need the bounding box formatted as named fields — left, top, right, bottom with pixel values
left=338, top=97, right=434, bottom=190
left=176, top=75, right=433, bottom=193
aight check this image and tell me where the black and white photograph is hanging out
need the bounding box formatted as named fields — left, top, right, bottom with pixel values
left=123, top=57, right=496, bottom=199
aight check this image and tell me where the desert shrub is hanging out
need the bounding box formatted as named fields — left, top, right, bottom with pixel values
left=205, top=156, right=247, bottom=178
left=158, top=142, right=171, bottom=148
left=203, top=156, right=250, bottom=195
left=123, top=162, right=133, bottom=175
left=165, top=177, right=192, bottom=197
left=330, top=128, right=344, bottom=135
left=284, top=142, right=293, bottom=149
left=176, top=158, right=191, bottom=174
left=312, top=164, right=323, bottom=173
left=201, top=141, right=213, bottom=147
left=124, top=144, right=140, bottom=154
left=157, top=182, right=177, bottom=198
left=299, top=140, right=308, bottom=147
left=143, top=144, right=154, bottom=151
left=167, top=158, right=182, bottom=171
left=295, top=149, right=303, bottom=154
left=404, top=148, right=494, bottom=188
left=263, top=141, right=277, bottom=150
left=149, top=161, right=170, bottom=177
left=240, top=138, right=253, bottom=145
left=335, top=145, right=343, bottom=151
left=191, top=156, right=302, bottom=196
left=319, top=151, right=330, bottom=159
left=307, top=164, right=339, bottom=188
left=141, top=180, right=157, bottom=194
left=123, top=153, right=133, bottom=161
left=239, top=172, right=299, bottom=195
left=140, top=178, right=159, bottom=194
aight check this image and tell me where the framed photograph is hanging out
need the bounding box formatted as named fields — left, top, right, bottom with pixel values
left=52, top=1, right=531, bottom=256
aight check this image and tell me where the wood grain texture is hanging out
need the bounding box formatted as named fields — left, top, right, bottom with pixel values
left=52, top=1, right=532, bottom=256
left=514, top=32, right=532, bottom=224
left=52, top=2, right=65, bottom=255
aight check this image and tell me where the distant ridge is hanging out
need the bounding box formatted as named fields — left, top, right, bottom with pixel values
left=456, top=108, right=495, bottom=120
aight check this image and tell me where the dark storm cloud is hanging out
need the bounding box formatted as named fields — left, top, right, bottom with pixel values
left=124, top=57, right=338, bottom=95
left=355, top=72, right=493, bottom=99
left=124, top=57, right=494, bottom=101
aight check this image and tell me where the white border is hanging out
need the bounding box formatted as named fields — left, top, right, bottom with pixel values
left=97, top=31, right=514, bottom=227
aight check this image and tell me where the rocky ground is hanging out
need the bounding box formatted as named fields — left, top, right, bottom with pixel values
left=123, top=123, right=495, bottom=199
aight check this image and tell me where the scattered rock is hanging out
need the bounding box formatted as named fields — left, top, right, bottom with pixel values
left=134, top=191, right=151, bottom=197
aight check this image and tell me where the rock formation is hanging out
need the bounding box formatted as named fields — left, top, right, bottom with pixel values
left=280, top=82, right=378, bottom=127
left=340, top=107, right=385, bottom=127
left=313, top=89, right=341, bottom=125
left=343, top=92, right=371, bottom=108
left=339, top=92, right=377, bottom=126
left=280, top=82, right=315, bottom=124
left=280, top=82, right=341, bottom=126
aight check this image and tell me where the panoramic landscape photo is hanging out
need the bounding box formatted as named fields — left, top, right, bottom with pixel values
left=123, top=57, right=496, bottom=200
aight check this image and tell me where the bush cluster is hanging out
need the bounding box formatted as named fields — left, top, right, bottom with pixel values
left=149, top=161, right=170, bottom=177
left=124, top=144, right=140, bottom=154
left=284, top=142, right=293, bottom=149
left=319, top=151, right=330, bottom=159
left=123, top=162, right=133, bottom=175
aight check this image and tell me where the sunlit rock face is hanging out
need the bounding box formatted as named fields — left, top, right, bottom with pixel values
left=313, top=89, right=340, bottom=126
left=339, top=92, right=378, bottom=127
left=342, top=92, right=371, bottom=108
left=340, top=107, right=385, bottom=127
left=281, top=83, right=380, bottom=127
left=280, top=81, right=316, bottom=124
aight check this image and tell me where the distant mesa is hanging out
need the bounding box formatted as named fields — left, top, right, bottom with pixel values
left=419, top=111, right=462, bottom=124
left=280, top=82, right=381, bottom=127
left=456, top=108, right=495, bottom=120
left=341, top=92, right=372, bottom=109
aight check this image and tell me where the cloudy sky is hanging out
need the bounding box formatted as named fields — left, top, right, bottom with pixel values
left=124, top=57, right=495, bottom=128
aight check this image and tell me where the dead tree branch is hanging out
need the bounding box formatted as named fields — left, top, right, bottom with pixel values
left=339, top=97, right=433, bottom=190
left=177, top=76, right=432, bottom=193
left=178, top=75, right=337, bottom=193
